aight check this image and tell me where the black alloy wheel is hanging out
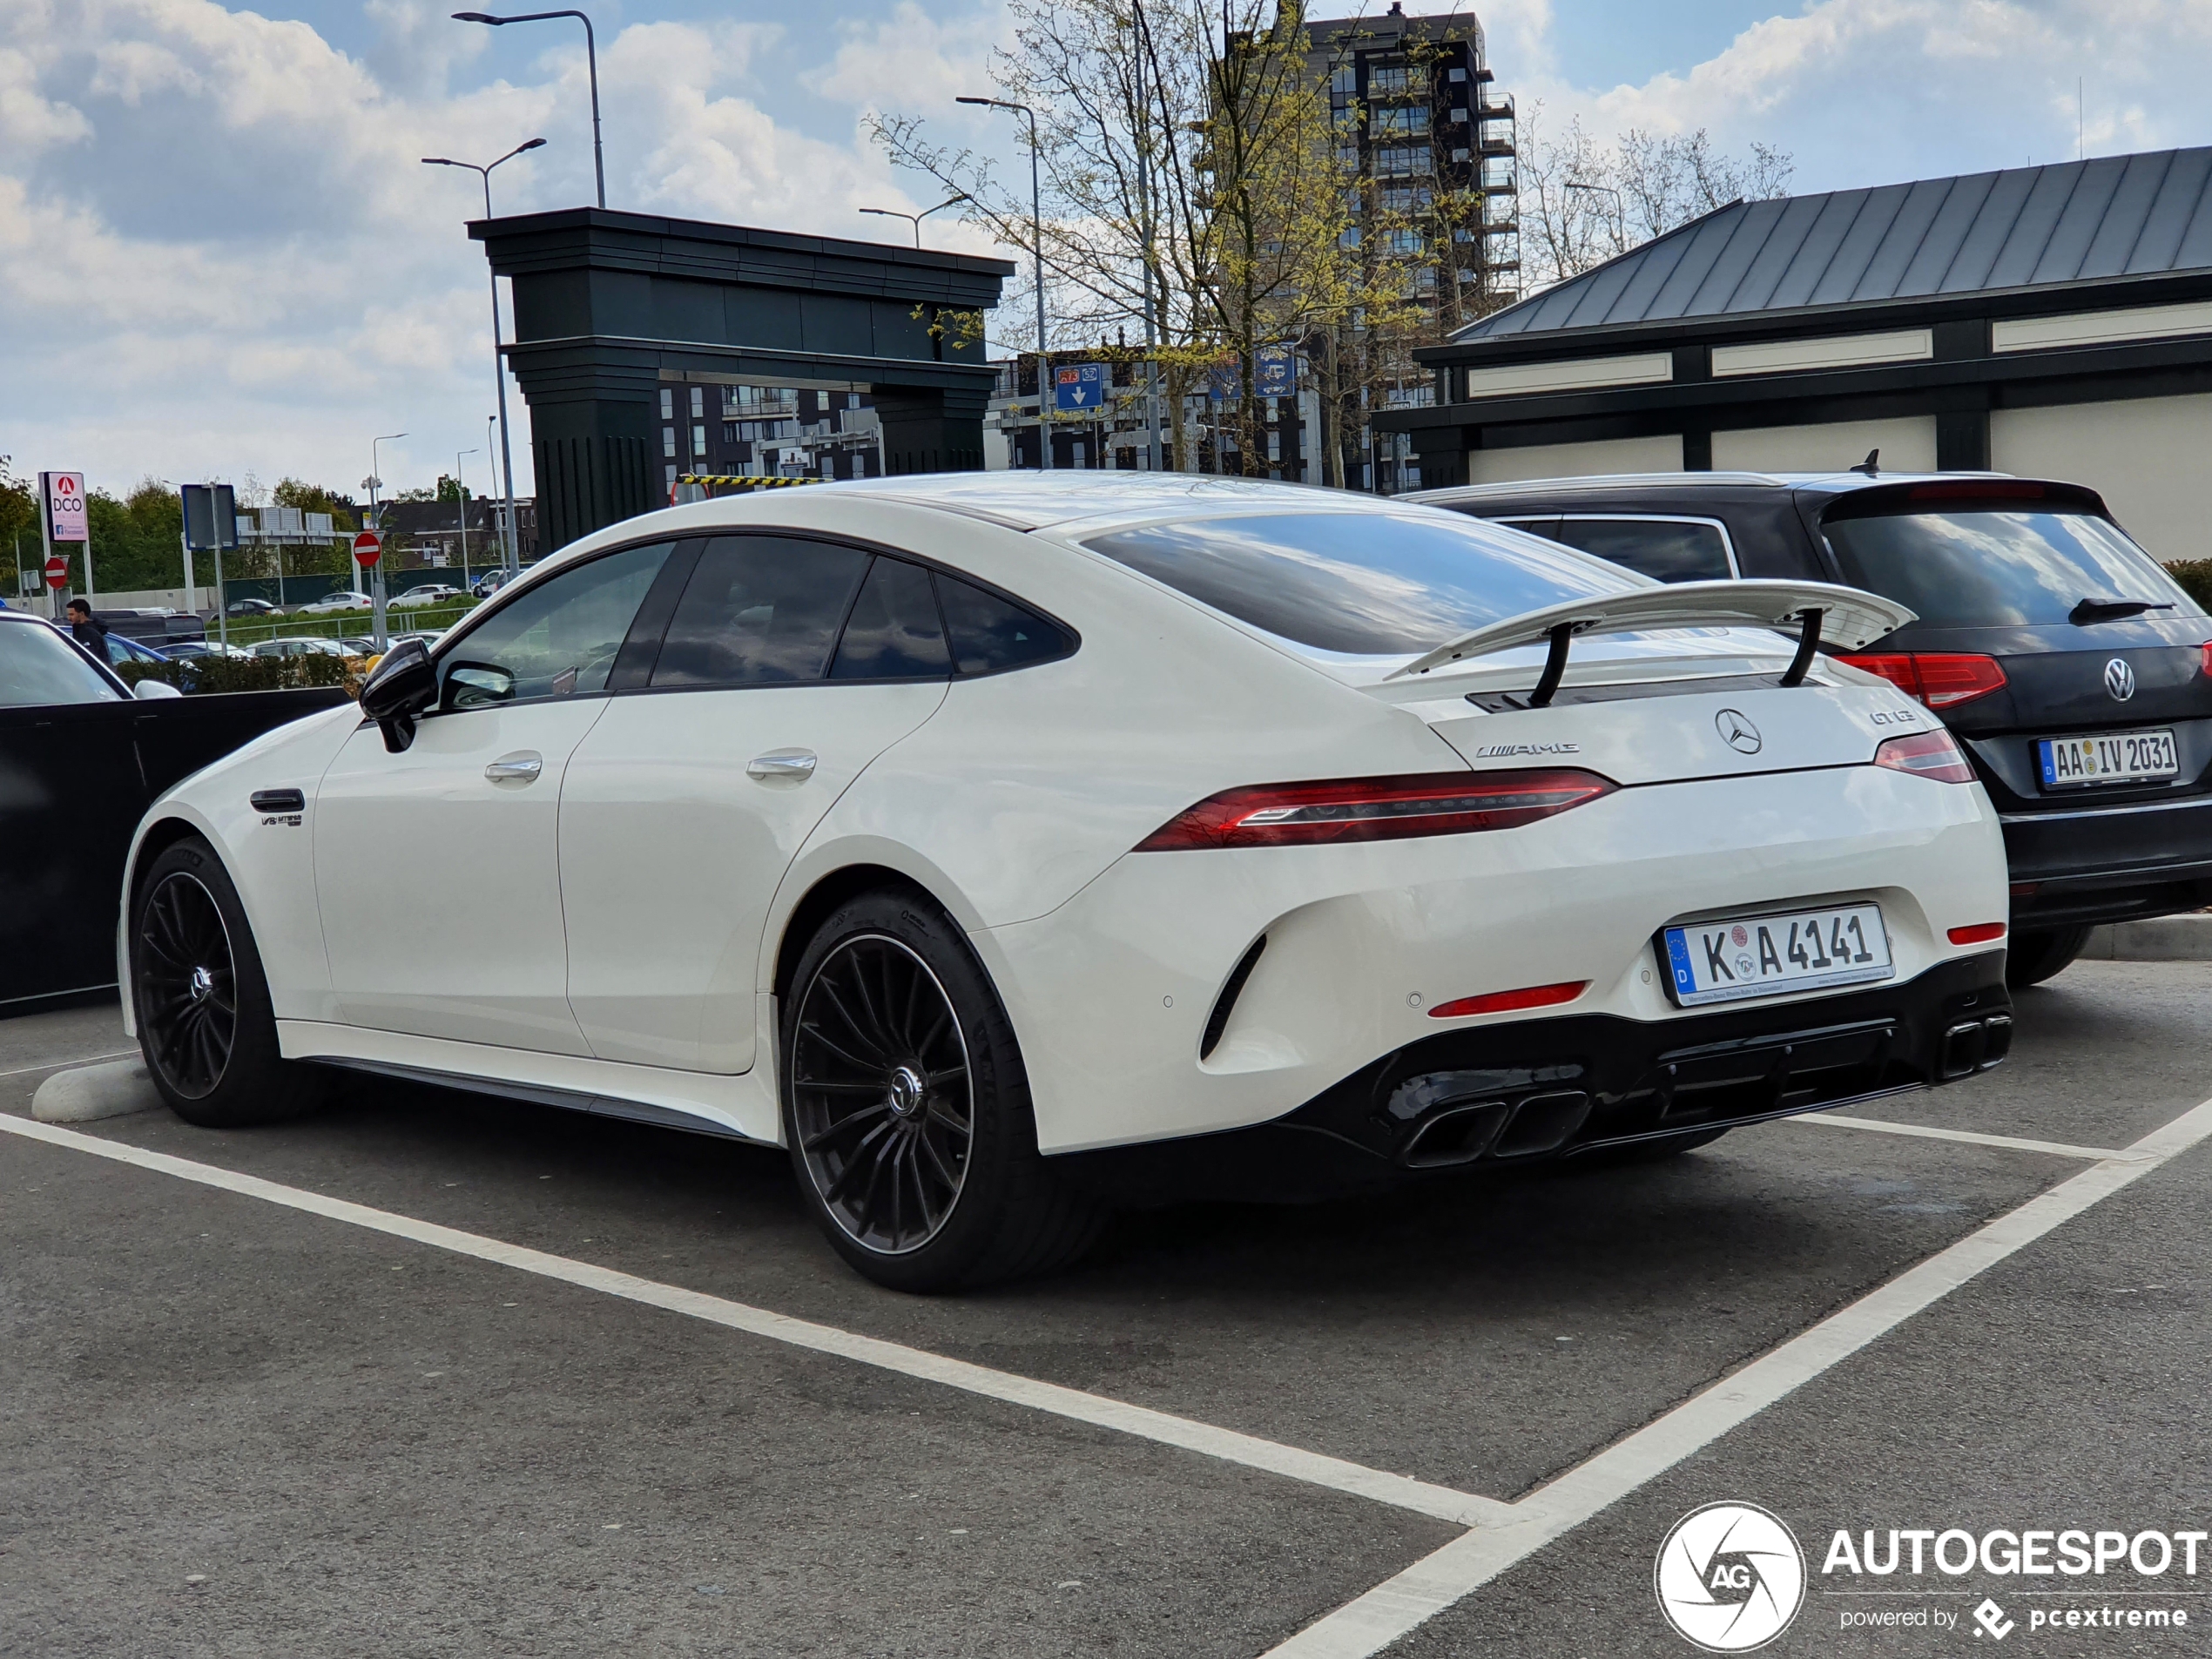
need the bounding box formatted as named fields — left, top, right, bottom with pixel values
left=790, top=934, right=974, bottom=1256
left=137, top=871, right=239, bottom=1101
left=131, top=834, right=324, bottom=1128
left=780, top=889, right=1104, bottom=1291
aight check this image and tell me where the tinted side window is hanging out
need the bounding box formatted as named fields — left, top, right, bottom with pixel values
left=1550, top=519, right=1734, bottom=583
left=440, top=540, right=674, bottom=708
left=934, top=575, right=1075, bottom=675
left=0, top=622, right=125, bottom=707
left=653, top=536, right=869, bottom=687
left=831, top=557, right=953, bottom=680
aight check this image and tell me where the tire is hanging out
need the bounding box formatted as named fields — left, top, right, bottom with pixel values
left=780, top=888, right=1105, bottom=1292
left=131, top=835, right=325, bottom=1127
left=2006, top=925, right=2092, bottom=989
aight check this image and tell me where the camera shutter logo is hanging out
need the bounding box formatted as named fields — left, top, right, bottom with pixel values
left=1654, top=1502, right=1805, bottom=1652
left=2105, top=658, right=2136, bottom=702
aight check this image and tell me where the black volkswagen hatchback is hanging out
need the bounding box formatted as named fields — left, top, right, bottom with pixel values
left=1413, top=470, right=2212, bottom=987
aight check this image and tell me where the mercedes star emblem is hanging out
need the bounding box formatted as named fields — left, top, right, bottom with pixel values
left=1716, top=708, right=1763, bottom=754
left=2105, top=658, right=2137, bottom=702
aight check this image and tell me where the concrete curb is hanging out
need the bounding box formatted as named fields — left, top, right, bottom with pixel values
left=32, top=1058, right=163, bottom=1123
left=2083, top=915, right=2212, bottom=962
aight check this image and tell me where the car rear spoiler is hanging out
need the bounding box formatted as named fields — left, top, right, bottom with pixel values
left=1387, top=579, right=1917, bottom=705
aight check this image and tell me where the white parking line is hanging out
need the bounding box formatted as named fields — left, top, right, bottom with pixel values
left=0, top=1112, right=1507, bottom=1529
left=0, top=1050, right=138, bottom=1082
left=1791, top=1112, right=2130, bottom=1161
left=1263, top=1091, right=2212, bottom=1658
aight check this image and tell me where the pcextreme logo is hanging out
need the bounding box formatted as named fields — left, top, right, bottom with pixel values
left=1655, top=1502, right=1808, bottom=1652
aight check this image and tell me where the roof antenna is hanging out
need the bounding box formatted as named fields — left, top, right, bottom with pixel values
left=1849, top=448, right=1880, bottom=476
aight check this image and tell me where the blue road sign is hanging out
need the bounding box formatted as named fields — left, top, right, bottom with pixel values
left=1255, top=347, right=1296, bottom=398
left=1205, top=359, right=1242, bottom=401
left=1054, top=362, right=1109, bottom=410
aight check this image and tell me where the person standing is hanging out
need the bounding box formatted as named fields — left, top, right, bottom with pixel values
left=65, top=597, right=109, bottom=656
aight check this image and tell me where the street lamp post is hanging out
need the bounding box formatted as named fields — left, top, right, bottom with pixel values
left=958, top=95, right=1050, bottom=471
left=453, top=10, right=604, bottom=208
left=455, top=448, right=478, bottom=589
left=368, top=432, right=406, bottom=651
left=423, top=138, right=543, bottom=577
left=859, top=193, right=971, bottom=248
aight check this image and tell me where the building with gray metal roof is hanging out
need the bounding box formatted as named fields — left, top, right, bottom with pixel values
left=1375, top=148, right=2212, bottom=560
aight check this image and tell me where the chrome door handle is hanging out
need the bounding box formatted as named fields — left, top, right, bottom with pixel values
left=746, top=749, right=817, bottom=783
left=485, top=752, right=543, bottom=784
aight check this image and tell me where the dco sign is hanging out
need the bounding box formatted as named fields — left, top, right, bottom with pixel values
left=42, top=472, right=88, bottom=543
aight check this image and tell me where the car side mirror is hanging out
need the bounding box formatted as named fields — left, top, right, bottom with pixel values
left=359, top=637, right=436, bottom=752
left=132, top=678, right=184, bottom=700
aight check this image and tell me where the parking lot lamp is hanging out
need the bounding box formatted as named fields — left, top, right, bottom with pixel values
left=958, top=96, right=1050, bottom=469
left=455, top=448, right=478, bottom=589
left=368, top=432, right=407, bottom=651
left=860, top=194, right=971, bottom=248
left=423, top=139, right=543, bottom=576
left=453, top=10, right=603, bottom=208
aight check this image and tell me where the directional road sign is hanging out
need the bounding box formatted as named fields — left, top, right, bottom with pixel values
left=1054, top=363, right=1109, bottom=411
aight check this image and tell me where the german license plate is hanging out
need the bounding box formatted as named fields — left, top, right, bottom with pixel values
left=1661, top=903, right=1893, bottom=1008
left=2037, top=729, right=2178, bottom=789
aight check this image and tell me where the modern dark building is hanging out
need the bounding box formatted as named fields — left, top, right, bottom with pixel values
left=1377, top=147, right=2212, bottom=559
left=475, top=208, right=1013, bottom=550
left=378, top=498, right=541, bottom=570
left=659, top=383, right=884, bottom=490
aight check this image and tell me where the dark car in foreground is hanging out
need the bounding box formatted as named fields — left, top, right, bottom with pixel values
left=0, top=611, right=350, bottom=1009
left=1413, top=470, right=2212, bottom=986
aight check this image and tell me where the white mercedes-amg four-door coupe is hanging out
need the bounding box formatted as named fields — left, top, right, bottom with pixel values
left=119, top=474, right=2013, bottom=1290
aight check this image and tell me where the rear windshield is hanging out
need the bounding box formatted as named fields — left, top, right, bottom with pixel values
left=1082, top=510, right=1633, bottom=656
left=1823, top=509, right=2199, bottom=628
left=0, top=620, right=125, bottom=707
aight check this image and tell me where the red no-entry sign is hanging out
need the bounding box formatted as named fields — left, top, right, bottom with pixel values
left=44, top=556, right=68, bottom=590
left=352, top=530, right=383, bottom=568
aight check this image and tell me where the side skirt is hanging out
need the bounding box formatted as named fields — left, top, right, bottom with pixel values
left=273, top=1019, right=783, bottom=1146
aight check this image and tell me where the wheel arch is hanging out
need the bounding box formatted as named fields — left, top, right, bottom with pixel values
left=771, top=861, right=959, bottom=1006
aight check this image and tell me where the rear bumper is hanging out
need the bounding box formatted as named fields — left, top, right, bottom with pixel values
left=1061, top=953, right=2010, bottom=1204
left=2000, top=794, right=2212, bottom=927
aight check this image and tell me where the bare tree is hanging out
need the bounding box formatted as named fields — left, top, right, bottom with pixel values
left=1518, top=103, right=1793, bottom=289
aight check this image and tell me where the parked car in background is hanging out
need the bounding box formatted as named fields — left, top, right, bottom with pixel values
left=341, top=636, right=377, bottom=656
left=471, top=568, right=516, bottom=598
left=299, top=590, right=373, bottom=615
left=226, top=597, right=280, bottom=617
left=165, top=640, right=255, bottom=661
left=392, top=583, right=465, bottom=609
left=248, top=636, right=349, bottom=659
left=118, top=474, right=2010, bottom=1290
left=1415, top=470, right=2212, bottom=986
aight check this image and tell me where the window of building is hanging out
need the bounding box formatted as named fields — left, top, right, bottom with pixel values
left=663, top=428, right=677, bottom=458
left=665, top=463, right=678, bottom=489
left=1371, top=106, right=1429, bottom=138
left=848, top=393, right=861, bottom=409
left=1267, top=429, right=1281, bottom=462
left=1368, top=64, right=1424, bottom=97
left=1336, top=143, right=1359, bottom=169
left=689, top=387, right=704, bottom=418
left=691, top=423, right=707, bottom=455
left=1379, top=185, right=1433, bottom=212
left=659, top=388, right=674, bottom=420
left=1373, top=145, right=1431, bottom=176
left=1329, top=64, right=1356, bottom=97
left=1447, top=66, right=1467, bottom=82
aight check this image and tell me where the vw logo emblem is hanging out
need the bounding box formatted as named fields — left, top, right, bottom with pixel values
left=2104, top=658, right=2137, bottom=702
left=1716, top=709, right=1763, bottom=754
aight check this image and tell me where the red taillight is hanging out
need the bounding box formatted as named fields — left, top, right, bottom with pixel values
left=1134, top=768, right=1617, bottom=851
left=2200, top=642, right=2212, bottom=678
left=1429, top=981, right=1588, bottom=1020
left=1875, top=729, right=1978, bottom=784
left=1948, top=922, right=2008, bottom=946
left=2009, top=882, right=2041, bottom=899
left=1836, top=651, right=2007, bottom=709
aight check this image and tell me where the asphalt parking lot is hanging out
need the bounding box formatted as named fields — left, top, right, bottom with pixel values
left=6, top=961, right=2212, bottom=1656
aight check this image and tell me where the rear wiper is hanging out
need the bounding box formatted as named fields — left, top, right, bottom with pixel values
left=2070, top=597, right=2175, bottom=625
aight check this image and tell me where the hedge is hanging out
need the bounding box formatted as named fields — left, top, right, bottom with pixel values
left=116, top=654, right=360, bottom=698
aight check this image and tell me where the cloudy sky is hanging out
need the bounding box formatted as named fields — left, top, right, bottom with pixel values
left=4, top=0, right=2210, bottom=506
